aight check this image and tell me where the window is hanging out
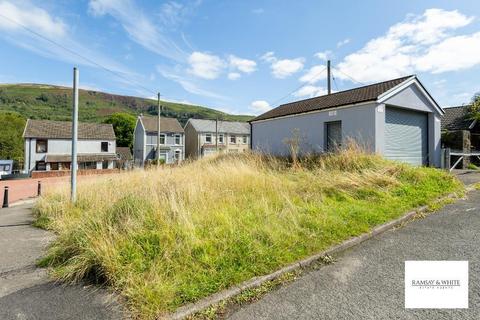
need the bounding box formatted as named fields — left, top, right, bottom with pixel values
left=160, top=134, right=166, bottom=145
left=174, top=150, right=181, bottom=161
left=101, top=142, right=108, bottom=152
left=36, top=161, right=46, bottom=171
left=230, top=135, right=236, bottom=144
left=102, top=161, right=109, bottom=169
left=218, top=134, right=224, bottom=143
left=242, top=135, right=247, bottom=144
left=36, top=140, right=47, bottom=153
left=60, top=162, right=70, bottom=170
left=50, top=162, right=59, bottom=170
left=79, top=162, right=97, bottom=170
left=175, top=134, right=181, bottom=145
left=205, top=133, right=212, bottom=143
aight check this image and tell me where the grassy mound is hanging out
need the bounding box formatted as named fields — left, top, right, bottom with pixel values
left=34, top=150, right=462, bottom=318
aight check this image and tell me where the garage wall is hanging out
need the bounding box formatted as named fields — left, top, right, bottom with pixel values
left=251, top=103, right=377, bottom=156
left=382, top=83, right=443, bottom=167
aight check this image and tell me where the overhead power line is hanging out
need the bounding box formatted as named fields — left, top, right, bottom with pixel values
left=0, top=12, right=157, bottom=96
left=332, top=66, right=366, bottom=86
left=269, top=66, right=327, bottom=107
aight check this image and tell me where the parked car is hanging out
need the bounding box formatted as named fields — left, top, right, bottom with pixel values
left=0, top=160, right=13, bottom=179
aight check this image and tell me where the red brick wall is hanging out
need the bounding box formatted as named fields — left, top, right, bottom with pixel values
left=31, top=169, right=119, bottom=179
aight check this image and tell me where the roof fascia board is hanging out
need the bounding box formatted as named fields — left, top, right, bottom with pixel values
left=250, top=100, right=375, bottom=124
left=22, top=119, right=29, bottom=138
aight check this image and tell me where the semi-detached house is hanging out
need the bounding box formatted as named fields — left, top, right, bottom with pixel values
left=23, top=119, right=117, bottom=173
left=184, top=119, right=250, bottom=159
left=133, top=116, right=184, bottom=165
left=250, top=75, right=444, bottom=167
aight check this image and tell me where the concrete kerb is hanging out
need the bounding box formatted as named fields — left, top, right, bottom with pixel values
left=169, top=189, right=466, bottom=320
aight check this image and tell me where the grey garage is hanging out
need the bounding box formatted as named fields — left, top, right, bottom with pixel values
left=250, top=75, right=444, bottom=167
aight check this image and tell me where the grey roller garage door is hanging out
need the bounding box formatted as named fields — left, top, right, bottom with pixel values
left=385, top=107, right=428, bottom=166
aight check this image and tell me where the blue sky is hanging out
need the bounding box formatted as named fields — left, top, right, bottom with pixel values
left=0, top=1, right=480, bottom=115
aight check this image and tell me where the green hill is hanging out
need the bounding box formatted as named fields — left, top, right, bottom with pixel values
left=0, top=83, right=253, bottom=125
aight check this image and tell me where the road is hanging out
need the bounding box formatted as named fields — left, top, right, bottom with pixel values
left=0, top=203, right=126, bottom=320
left=229, top=175, right=480, bottom=319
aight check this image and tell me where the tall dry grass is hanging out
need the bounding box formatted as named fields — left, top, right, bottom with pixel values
left=34, top=148, right=461, bottom=318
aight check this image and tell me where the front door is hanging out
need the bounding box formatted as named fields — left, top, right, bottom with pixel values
left=326, top=121, right=342, bottom=152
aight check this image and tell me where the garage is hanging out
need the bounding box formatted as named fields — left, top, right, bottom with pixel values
left=385, top=106, right=428, bottom=166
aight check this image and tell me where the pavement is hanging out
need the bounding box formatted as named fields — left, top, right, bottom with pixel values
left=0, top=203, right=126, bottom=320
left=228, top=173, right=480, bottom=319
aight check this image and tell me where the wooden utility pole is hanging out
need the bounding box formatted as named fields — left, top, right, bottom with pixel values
left=71, top=67, right=79, bottom=203
left=327, top=60, right=331, bottom=94
left=157, top=92, right=161, bottom=167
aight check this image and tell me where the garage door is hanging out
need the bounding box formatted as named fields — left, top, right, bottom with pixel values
left=385, top=107, right=428, bottom=166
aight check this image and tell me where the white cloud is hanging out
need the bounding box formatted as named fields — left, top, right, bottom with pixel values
left=260, top=51, right=276, bottom=63
left=261, top=52, right=304, bottom=79
left=335, top=8, right=477, bottom=83
left=336, top=38, right=350, bottom=48
left=299, top=65, right=327, bottom=84
left=187, top=51, right=226, bottom=79
left=229, top=55, right=256, bottom=73
left=88, top=0, right=187, bottom=62
left=415, top=32, right=480, bottom=73
left=314, top=50, right=332, bottom=61
left=0, top=1, right=66, bottom=38
left=228, top=72, right=241, bottom=80
left=0, top=1, right=131, bottom=75
left=250, top=100, right=271, bottom=114
left=272, top=58, right=304, bottom=78
left=294, top=85, right=328, bottom=98
left=157, top=65, right=227, bottom=100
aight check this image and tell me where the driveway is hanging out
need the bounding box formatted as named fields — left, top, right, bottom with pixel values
left=229, top=176, right=480, bottom=319
left=0, top=203, right=126, bottom=319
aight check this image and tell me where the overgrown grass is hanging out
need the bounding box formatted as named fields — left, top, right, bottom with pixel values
left=34, top=149, right=462, bottom=319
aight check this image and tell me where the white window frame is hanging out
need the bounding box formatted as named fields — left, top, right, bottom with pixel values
left=218, top=133, right=224, bottom=143
left=230, top=135, right=236, bottom=144
left=205, top=133, right=212, bottom=143
left=174, top=134, right=181, bottom=145
left=160, top=134, right=166, bottom=145
left=242, top=135, right=247, bottom=144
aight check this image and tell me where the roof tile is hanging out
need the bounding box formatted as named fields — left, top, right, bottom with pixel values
left=252, top=76, right=413, bottom=121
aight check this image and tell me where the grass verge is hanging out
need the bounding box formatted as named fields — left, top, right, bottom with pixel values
left=34, top=149, right=463, bottom=319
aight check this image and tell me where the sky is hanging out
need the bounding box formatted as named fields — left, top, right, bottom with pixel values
left=0, top=1, right=480, bottom=115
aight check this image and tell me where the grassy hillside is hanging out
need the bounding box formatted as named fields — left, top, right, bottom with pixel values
left=0, top=83, right=253, bottom=124
left=34, top=149, right=462, bottom=318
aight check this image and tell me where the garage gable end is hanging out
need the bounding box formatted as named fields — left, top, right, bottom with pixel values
left=378, top=78, right=443, bottom=116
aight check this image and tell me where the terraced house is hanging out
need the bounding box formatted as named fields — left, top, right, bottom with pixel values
left=133, top=116, right=184, bottom=165
left=23, top=119, right=118, bottom=173
left=184, top=119, right=250, bottom=158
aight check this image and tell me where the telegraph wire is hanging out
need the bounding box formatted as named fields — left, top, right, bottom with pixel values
left=0, top=12, right=157, bottom=96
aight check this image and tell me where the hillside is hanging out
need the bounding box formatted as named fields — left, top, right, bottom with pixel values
left=0, top=84, right=253, bottom=124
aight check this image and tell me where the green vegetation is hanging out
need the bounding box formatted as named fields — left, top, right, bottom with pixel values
left=103, top=113, right=136, bottom=148
left=34, top=149, right=462, bottom=319
left=0, top=111, right=26, bottom=165
left=0, top=83, right=253, bottom=124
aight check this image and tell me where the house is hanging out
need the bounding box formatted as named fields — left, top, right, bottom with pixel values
left=184, top=119, right=250, bottom=158
left=441, top=105, right=478, bottom=168
left=133, top=116, right=184, bottom=165
left=23, top=119, right=117, bottom=173
left=250, top=75, right=444, bottom=167
left=116, top=147, right=133, bottom=170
